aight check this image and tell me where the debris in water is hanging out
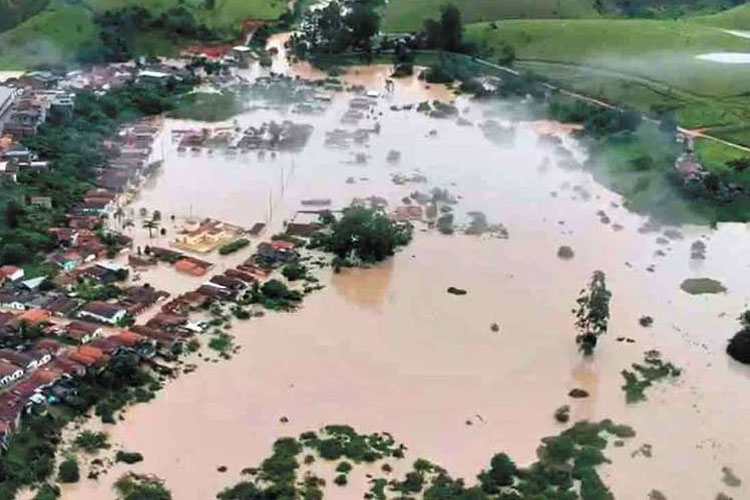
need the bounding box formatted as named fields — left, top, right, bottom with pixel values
left=447, top=287, right=467, bottom=296
left=217, top=466, right=228, bottom=473
left=490, top=323, right=499, bottom=332
left=648, top=489, right=667, bottom=500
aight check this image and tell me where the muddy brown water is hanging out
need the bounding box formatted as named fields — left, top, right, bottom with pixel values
left=50, top=41, right=750, bottom=500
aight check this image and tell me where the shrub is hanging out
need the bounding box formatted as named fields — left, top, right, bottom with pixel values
left=281, top=263, right=307, bottom=281
left=219, top=238, right=250, bottom=255
left=74, top=431, right=110, bottom=453
left=333, top=474, right=348, bottom=486
left=115, top=451, right=144, bottom=464
left=58, top=457, right=79, bottom=483
left=728, top=328, right=750, bottom=364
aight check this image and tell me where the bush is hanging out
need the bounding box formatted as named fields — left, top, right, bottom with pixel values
left=74, top=431, right=110, bottom=453
left=115, top=451, right=144, bottom=464
left=281, top=263, right=307, bottom=281
left=219, top=238, right=250, bottom=255
left=333, top=474, right=348, bottom=486
left=58, top=458, right=79, bottom=483
left=335, top=461, right=352, bottom=473
left=728, top=328, right=750, bottom=364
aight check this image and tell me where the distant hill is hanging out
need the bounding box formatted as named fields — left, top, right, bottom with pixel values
left=0, top=0, right=285, bottom=69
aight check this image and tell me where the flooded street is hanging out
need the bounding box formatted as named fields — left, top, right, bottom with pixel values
left=63, top=47, right=750, bottom=500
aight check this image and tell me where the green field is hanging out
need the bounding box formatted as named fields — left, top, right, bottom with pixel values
left=0, top=0, right=286, bottom=69
left=693, top=3, right=750, bottom=30
left=694, top=137, right=750, bottom=174
left=463, top=18, right=750, bottom=129
left=382, top=0, right=598, bottom=32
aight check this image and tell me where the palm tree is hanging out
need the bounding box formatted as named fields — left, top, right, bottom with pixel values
left=142, top=220, right=159, bottom=238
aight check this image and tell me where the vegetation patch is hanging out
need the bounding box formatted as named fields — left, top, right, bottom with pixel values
left=116, top=451, right=144, bottom=464
left=218, top=238, right=250, bottom=255
left=621, top=350, right=681, bottom=403
left=309, top=207, right=412, bottom=266
left=680, top=277, right=727, bottom=295
left=172, top=92, right=245, bottom=123
left=219, top=420, right=634, bottom=499
left=115, top=472, right=172, bottom=500
left=74, top=431, right=110, bottom=453
left=727, top=311, right=750, bottom=364
left=57, top=456, right=79, bottom=484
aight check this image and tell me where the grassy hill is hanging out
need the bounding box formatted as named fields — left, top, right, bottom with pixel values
left=465, top=18, right=750, bottom=130
left=693, top=3, right=750, bottom=29
left=0, top=0, right=286, bottom=69
left=382, top=0, right=599, bottom=32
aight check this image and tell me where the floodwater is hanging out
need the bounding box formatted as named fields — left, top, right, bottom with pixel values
left=61, top=40, right=750, bottom=500
left=695, top=52, right=750, bottom=63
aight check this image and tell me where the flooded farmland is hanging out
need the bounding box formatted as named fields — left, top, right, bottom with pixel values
left=61, top=49, right=750, bottom=500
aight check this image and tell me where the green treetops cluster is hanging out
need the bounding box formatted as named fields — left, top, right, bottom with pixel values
left=310, top=207, right=413, bottom=266
left=291, top=0, right=381, bottom=58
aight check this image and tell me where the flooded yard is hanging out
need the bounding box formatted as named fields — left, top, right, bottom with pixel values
left=62, top=51, right=750, bottom=500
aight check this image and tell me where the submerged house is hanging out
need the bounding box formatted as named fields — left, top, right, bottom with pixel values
left=77, top=302, right=127, bottom=325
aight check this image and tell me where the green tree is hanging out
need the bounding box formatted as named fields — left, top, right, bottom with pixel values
left=142, top=219, right=159, bottom=238
left=313, top=206, right=412, bottom=264
left=574, top=271, right=612, bottom=355
left=58, top=457, right=80, bottom=483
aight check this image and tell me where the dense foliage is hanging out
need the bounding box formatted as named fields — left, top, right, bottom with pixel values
left=291, top=0, right=381, bottom=58
left=78, top=6, right=217, bottom=64
left=218, top=421, right=635, bottom=499
left=57, top=457, right=79, bottom=483
left=620, top=351, right=681, bottom=403
left=310, top=207, right=412, bottom=265
left=115, top=473, right=172, bottom=500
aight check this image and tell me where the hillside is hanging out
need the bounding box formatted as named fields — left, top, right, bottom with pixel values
left=465, top=19, right=750, bottom=129
left=693, top=3, right=750, bottom=29
left=0, top=0, right=51, bottom=34
left=382, top=0, right=599, bottom=32
left=0, top=0, right=286, bottom=69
